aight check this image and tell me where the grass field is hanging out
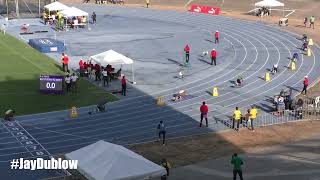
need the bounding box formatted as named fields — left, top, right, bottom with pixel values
left=0, top=33, right=117, bottom=115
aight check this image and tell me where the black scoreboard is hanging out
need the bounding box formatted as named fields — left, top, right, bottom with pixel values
left=39, top=75, right=64, bottom=94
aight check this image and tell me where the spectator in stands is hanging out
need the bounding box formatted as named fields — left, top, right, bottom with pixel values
left=301, top=76, right=309, bottom=95
left=121, top=76, right=126, bottom=96
left=233, top=107, right=242, bottom=131
left=211, top=48, right=217, bottom=66
left=71, top=73, right=78, bottom=93
left=184, top=44, right=190, bottom=63
left=157, top=121, right=166, bottom=145
left=200, top=101, right=209, bottom=127
left=214, top=30, right=219, bottom=44
left=231, top=153, right=244, bottom=180
left=65, top=75, right=71, bottom=92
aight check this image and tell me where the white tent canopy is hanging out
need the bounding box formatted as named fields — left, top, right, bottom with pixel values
left=255, top=0, right=284, bottom=7
left=44, top=2, right=69, bottom=11
left=91, top=50, right=135, bottom=83
left=60, top=7, right=89, bottom=17
left=66, top=140, right=166, bottom=180
left=91, top=50, right=133, bottom=65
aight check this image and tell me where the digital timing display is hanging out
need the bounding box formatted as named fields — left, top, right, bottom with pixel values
left=39, top=75, right=64, bottom=94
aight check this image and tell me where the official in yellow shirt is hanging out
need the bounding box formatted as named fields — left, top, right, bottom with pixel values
left=249, top=106, right=257, bottom=131
left=233, top=107, right=242, bottom=130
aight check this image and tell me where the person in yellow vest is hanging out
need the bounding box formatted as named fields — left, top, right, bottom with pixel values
left=309, top=16, right=315, bottom=29
left=160, top=158, right=171, bottom=180
left=233, top=107, right=242, bottom=131
left=146, top=0, right=150, bottom=8
left=249, top=106, right=257, bottom=132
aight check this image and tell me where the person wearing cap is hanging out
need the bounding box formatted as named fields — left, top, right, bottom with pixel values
left=184, top=44, right=190, bottom=63
left=301, top=76, right=309, bottom=95
left=215, top=30, right=219, bottom=44
left=211, top=48, right=217, bottom=66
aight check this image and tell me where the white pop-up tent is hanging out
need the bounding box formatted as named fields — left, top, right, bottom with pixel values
left=44, top=2, right=69, bottom=12
left=65, top=140, right=166, bottom=180
left=255, top=0, right=284, bottom=7
left=60, top=7, right=89, bottom=17
left=91, top=50, right=135, bottom=84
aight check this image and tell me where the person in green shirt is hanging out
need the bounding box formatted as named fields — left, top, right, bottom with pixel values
left=231, top=153, right=244, bottom=180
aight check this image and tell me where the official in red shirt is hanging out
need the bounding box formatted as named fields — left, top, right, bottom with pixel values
left=215, top=31, right=219, bottom=44
left=301, top=76, right=309, bottom=95
left=95, top=64, right=101, bottom=81
left=211, top=49, right=217, bottom=66
left=184, top=44, right=190, bottom=63
left=121, top=76, right=127, bottom=96
left=200, top=101, right=209, bottom=127
left=79, top=59, right=84, bottom=77
left=62, top=54, right=69, bottom=72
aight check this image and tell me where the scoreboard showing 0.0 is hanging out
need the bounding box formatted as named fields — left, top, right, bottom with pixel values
left=39, top=75, right=64, bottom=94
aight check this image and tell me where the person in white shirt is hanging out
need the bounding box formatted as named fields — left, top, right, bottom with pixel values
left=272, top=64, right=278, bottom=74
left=70, top=73, right=78, bottom=92
left=102, top=69, right=109, bottom=87
left=65, top=75, right=71, bottom=92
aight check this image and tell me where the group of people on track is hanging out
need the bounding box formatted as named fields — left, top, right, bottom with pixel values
left=183, top=30, right=219, bottom=66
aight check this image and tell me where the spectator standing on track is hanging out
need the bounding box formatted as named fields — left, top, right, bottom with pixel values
left=71, top=73, right=78, bottom=93
left=250, top=106, right=257, bottom=131
left=92, top=12, right=97, bottom=24
left=304, top=17, right=308, bottom=27
left=184, top=44, right=190, bottom=63
left=211, top=48, right=217, bottom=66
left=102, top=68, right=109, bottom=87
left=310, top=16, right=315, bottom=29
left=301, top=76, right=309, bottom=95
left=199, top=101, right=209, bottom=127
left=215, top=30, right=219, bottom=44
left=65, top=74, right=71, bottom=92
left=231, top=153, right=244, bottom=180
left=121, top=76, right=127, bottom=96
left=157, top=121, right=166, bottom=145
left=233, top=107, right=242, bottom=131
left=146, top=0, right=150, bottom=8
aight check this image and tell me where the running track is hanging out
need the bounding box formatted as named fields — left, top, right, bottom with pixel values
left=1, top=5, right=320, bottom=179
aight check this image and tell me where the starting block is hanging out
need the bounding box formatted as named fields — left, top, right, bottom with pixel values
left=290, top=61, right=296, bottom=71
left=307, top=48, right=312, bottom=56
left=70, top=106, right=78, bottom=118
left=308, top=38, right=314, bottom=46
left=212, top=87, right=219, bottom=96
left=156, top=96, right=165, bottom=106
left=265, top=72, right=271, bottom=82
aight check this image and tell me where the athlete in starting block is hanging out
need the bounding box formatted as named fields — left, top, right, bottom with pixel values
left=172, top=90, right=187, bottom=101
